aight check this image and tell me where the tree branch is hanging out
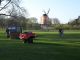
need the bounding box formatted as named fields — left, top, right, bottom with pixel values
left=11, top=2, right=24, bottom=12
left=0, top=0, right=11, bottom=11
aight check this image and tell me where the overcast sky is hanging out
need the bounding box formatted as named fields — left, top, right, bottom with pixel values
left=21, top=0, right=80, bottom=23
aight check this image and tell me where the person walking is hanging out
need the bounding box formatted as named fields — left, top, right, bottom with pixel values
left=59, top=28, right=64, bottom=37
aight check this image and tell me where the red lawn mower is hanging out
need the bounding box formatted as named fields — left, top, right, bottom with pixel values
left=19, top=32, right=36, bottom=43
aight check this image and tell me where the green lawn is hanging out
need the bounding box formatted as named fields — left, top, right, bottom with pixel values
left=0, top=31, right=80, bottom=60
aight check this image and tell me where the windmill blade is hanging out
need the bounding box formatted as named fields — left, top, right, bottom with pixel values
left=42, top=10, right=46, bottom=14
left=47, top=8, right=50, bottom=14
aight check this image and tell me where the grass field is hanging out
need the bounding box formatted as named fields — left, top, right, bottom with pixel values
left=0, top=31, right=80, bottom=60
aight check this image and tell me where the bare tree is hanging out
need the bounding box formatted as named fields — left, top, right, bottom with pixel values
left=51, top=18, right=60, bottom=24
left=0, top=0, right=28, bottom=18
left=0, top=0, right=29, bottom=29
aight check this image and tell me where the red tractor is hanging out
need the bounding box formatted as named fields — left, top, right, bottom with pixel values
left=19, top=32, right=36, bottom=43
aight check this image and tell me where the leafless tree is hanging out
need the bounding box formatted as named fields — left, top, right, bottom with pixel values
left=0, top=0, right=28, bottom=18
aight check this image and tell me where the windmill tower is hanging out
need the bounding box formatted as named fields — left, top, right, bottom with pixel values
left=40, top=9, right=50, bottom=30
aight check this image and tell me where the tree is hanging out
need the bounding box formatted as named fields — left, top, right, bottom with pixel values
left=28, top=17, right=38, bottom=24
left=26, top=17, right=39, bottom=30
left=68, top=16, right=80, bottom=25
left=0, top=0, right=28, bottom=18
left=47, top=18, right=52, bottom=26
left=0, top=0, right=29, bottom=30
left=0, top=15, right=5, bottom=28
left=68, top=16, right=80, bottom=29
left=51, top=18, right=60, bottom=24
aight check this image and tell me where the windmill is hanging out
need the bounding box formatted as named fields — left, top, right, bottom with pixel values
left=40, top=9, right=50, bottom=30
